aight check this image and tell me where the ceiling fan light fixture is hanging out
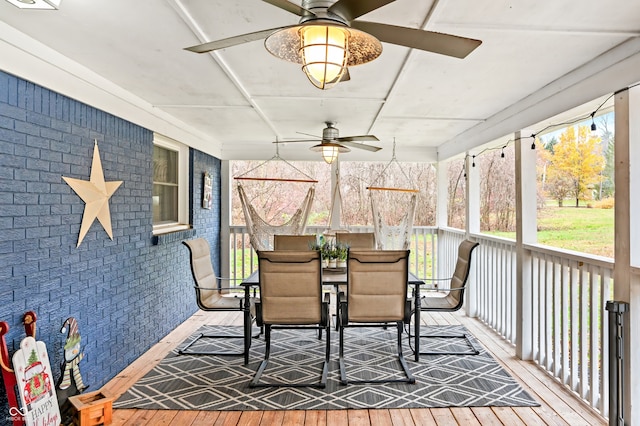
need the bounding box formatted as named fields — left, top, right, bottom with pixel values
left=311, top=142, right=350, bottom=164
left=300, top=25, right=348, bottom=90
left=5, top=0, right=61, bottom=9
left=265, top=24, right=382, bottom=90
left=322, top=145, right=339, bottom=164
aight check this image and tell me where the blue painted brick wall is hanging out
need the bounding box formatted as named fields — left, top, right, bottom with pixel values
left=0, top=70, right=221, bottom=419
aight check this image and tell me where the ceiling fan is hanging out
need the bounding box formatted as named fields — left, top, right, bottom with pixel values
left=185, top=0, right=482, bottom=89
left=274, top=122, right=382, bottom=163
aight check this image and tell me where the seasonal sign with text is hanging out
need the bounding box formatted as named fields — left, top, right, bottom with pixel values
left=12, top=336, right=61, bottom=426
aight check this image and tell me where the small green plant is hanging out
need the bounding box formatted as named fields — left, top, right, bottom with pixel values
left=335, top=242, right=348, bottom=261
left=321, top=242, right=335, bottom=260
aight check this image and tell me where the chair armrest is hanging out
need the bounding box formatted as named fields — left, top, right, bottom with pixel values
left=338, top=291, right=348, bottom=326
left=255, top=301, right=263, bottom=327
left=421, top=286, right=465, bottom=292
left=419, top=277, right=452, bottom=281
left=321, top=293, right=330, bottom=326
left=194, top=286, right=242, bottom=293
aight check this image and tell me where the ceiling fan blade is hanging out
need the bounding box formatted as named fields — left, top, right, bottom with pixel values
left=340, top=141, right=382, bottom=152
left=351, top=21, right=482, bottom=59
left=337, top=135, right=379, bottom=142
left=296, top=131, right=323, bottom=139
left=185, top=26, right=292, bottom=53
left=262, top=0, right=313, bottom=17
left=328, top=0, right=395, bottom=22
left=273, top=139, right=320, bottom=144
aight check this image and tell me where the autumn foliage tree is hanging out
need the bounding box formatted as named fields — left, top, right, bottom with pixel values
left=546, top=125, right=604, bottom=207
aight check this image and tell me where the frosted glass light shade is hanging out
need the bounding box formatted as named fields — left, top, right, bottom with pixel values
left=265, top=23, right=382, bottom=90
left=300, top=25, right=348, bottom=89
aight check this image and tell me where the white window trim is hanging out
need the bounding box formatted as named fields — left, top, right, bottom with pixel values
left=153, top=134, right=190, bottom=235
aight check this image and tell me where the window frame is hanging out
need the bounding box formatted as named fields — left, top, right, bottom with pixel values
left=152, top=134, right=190, bottom=235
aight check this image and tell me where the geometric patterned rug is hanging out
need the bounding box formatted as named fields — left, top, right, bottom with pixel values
left=114, top=325, right=539, bottom=411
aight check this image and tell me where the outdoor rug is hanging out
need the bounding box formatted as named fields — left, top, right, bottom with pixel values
left=114, top=325, right=539, bottom=411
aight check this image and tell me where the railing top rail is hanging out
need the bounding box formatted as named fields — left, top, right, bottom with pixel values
left=524, top=242, right=614, bottom=269
left=469, top=233, right=517, bottom=246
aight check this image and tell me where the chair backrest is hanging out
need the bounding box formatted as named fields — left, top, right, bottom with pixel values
left=258, top=250, right=323, bottom=324
left=336, top=232, right=376, bottom=250
left=346, top=250, right=410, bottom=323
left=273, top=234, right=317, bottom=251
left=183, top=238, right=222, bottom=309
left=448, top=239, right=480, bottom=306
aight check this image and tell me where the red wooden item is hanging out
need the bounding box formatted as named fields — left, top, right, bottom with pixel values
left=0, top=311, right=39, bottom=426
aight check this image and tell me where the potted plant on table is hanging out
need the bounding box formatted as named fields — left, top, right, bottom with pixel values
left=325, top=242, right=338, bottom=268
left=335, top=242, right=348, bottom=268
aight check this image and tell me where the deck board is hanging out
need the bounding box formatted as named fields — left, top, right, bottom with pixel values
left=102, top=310, right=607, bottom=425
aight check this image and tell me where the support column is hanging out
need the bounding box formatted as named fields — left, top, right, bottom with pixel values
left=466, top=152, right=480, bottom=236
left=436, top=161, right=449, bottom=229
left=436, top=161, right=449, bottom=280
left=220, top=160, right=232, bottom=280
left=329, top=159, right=342, bottom=231
left=465, top=153, right=480, bottom=317
left=515, top=130, right=536, bottom=360
left=613, top=87, right=640, bottom=423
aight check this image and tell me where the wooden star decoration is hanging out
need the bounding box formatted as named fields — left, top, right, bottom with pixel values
left=63, top=140, right=123, bottom=247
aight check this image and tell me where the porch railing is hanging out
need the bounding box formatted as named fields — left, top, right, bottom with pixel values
left=229, top=225, right=438, bottom=284
left=228, top=226, right=611, bottom=418
left=438, top=229, right=612, bottom=418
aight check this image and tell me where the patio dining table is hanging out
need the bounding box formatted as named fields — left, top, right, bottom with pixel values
left=240, top=269, right=424, bottom=365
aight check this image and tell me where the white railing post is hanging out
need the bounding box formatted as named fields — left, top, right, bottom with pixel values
left=515, top=130, right=536, bottom=360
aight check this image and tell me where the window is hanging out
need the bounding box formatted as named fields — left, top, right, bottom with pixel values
left=153, top=135, right=189, bottom=234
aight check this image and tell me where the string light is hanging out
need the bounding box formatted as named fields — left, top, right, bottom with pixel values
left=454, top=81, right=640, bottom=179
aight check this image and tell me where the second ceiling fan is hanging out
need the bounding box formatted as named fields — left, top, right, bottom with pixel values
left=185, top=0, right=482, bottom=89
left=275, top=122, right=381, bottom=163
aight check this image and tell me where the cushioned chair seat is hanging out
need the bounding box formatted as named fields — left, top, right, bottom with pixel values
left=416, top=239, right=480, bottom=356
left=251, top=250, right=330, bottom=388
left=180, top=238, right=259, bottom=359
left=338, top=249, right=415, bottom=385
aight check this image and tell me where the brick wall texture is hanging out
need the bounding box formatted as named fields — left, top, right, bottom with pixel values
left=0, top=70, right=221, bottom=417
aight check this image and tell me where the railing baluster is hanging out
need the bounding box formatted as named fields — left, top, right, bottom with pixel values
left=579, top=265, right=589, bottom=401
left=570, top=260, right=579, bottom=392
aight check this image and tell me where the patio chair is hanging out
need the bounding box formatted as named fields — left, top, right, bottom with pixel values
left=335, top=232, right=376, bottom=250
left=338, top=249, right=415, bottom=385
left=417, top=239, right=480, bottom=356
left=180, top=238, right=257, bottom=356
left=251, top=250, right=330, bottom=388
left=273, top=234, right=317, bottom=251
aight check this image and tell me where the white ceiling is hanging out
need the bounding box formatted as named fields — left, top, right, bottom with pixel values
left=1, top=0, right=639, bottom=162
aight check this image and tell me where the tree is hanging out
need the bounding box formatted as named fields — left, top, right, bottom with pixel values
left=479, top=148, right=515, bottom=231
left=547, top=125, right=605, bottom=207
left=447, top=159, right=466, bottom=229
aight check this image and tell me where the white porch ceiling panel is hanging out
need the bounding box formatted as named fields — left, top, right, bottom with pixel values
left=0, top=0, right=639, bottom=162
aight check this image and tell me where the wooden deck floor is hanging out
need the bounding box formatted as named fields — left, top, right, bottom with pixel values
left=103, top=310, right=607, bottom=426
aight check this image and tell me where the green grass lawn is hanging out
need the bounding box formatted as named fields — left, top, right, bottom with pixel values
left=488, top=205, right=614, bottom=258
